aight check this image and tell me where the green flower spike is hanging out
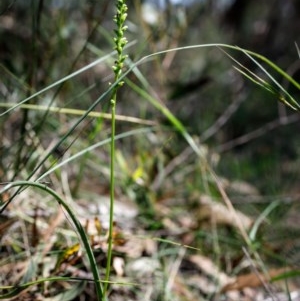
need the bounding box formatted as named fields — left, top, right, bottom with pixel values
left=104, top=0, right=128, bottom=297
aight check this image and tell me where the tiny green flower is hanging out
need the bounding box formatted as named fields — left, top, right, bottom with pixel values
left=112, top=0, right=128, bottom=86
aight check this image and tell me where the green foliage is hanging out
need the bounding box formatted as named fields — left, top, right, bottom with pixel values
left=1, top=1, right=300, bottom=300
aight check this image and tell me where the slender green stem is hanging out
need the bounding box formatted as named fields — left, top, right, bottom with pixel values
left=104, top=94, right=116, bottom=294
left=104, top=0, right=128, bottom=296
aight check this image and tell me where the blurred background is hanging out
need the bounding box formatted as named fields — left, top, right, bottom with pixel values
left=1, top=0, right=300, bottom=195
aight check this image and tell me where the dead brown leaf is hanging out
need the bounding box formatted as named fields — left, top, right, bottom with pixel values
left=113, top=257, right=125, bottom=277
left=198, top=195, right=253, bottom=230
left=221, top=268, right=289, bottom=292
left=0, top=216, right=16, bottom=236
left=189, top=254, right=233, bottom=288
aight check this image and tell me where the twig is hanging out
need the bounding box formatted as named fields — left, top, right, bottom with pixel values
left=217, top=113, right=300, bottom=152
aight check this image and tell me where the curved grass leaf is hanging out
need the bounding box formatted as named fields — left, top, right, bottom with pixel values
left=0, top=182, right=104, bottom=300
